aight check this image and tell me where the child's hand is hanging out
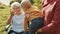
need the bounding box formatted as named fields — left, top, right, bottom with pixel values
left=10, top=9, right=16, bottom=16
left=37, top=29, right=42, bottom=32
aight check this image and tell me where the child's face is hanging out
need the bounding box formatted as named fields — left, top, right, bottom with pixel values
left=12, top=6, right=21, bottom=13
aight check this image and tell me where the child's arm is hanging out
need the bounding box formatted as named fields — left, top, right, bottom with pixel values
left=6, top=9, right=15, bottom=25
left=24, top=16, right=28, bottom=32
left=6, top=15, right=13, bottom=25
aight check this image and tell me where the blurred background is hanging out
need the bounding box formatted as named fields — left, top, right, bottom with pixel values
left=0, top=0, right=42, bottom=34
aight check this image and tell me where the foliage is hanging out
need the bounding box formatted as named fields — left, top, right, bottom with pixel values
left=33, top=0, right=42, bottom=9
left=10, top=0, right=22, bottom=5
left=10, top=1, right=15, bottom=5
left=0, top=6, right=10, bottom=34
left=0, top=0, right=42, bottom=34
left=30, top=0, right=34, bottom=5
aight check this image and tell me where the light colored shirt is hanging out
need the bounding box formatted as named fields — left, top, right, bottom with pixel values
left=11, top=13, right=25, bottom=32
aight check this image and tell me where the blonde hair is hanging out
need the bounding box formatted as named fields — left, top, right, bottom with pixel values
left=11, top=2, right=21, bottom=9
left=21, top=0, right=31, bottom=9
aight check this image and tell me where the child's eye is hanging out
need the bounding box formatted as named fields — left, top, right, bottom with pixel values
left=13, top=8, right=16, bottom=9
left=13, top=7, right=20, bottom=9
left=17, top=7, right=20, bottom=9
left=18, top=7, right=20, bottom=8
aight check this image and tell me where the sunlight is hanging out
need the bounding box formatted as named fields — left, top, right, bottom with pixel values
left=0, top=0, right=10, bottom=6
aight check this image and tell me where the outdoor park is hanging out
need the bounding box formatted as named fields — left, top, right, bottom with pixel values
left=0, top=0, right=42, bottom=34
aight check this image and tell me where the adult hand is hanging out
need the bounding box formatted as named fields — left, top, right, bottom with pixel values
left=37, top=29, right=42, bottom=33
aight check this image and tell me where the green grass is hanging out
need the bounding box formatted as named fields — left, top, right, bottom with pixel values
left=0, top=6, right=10, bottom=34
left=0, top=0, right=42, bottom=34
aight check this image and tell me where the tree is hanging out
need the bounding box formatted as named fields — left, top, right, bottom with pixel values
left=30, top=0, right=34, bottom=5
left=10, top=0, right=22, bottom=5
left=33, top=0, right=42, bottom=9
left=14, top=0, right=22, bottom=3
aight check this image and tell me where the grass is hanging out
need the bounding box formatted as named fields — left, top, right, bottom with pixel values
left=0, top=6, right=10, bottom=34
left=0, top=4, right=42, bottom=34
left=0, top=0, right=42, bottom=34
